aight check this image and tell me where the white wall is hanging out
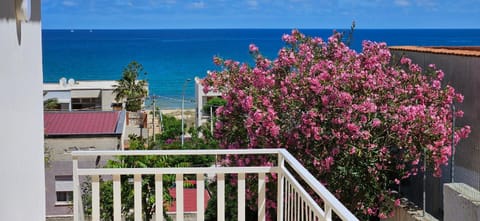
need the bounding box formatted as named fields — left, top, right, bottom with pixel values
left=101, top=89, right=115, bottom=111
left=0, top=0, right=45, bottom=220
left=194, top=76, right=221, bottom=127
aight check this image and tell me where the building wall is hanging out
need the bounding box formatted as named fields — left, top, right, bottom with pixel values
left=444, top=183, right=480, bottom=221
left=45, top=137, right=120, bottom=216
left=390, top=50, right=480, bottom=218
left=0, top=1, right=46, bottom=220
left=101, top=89, right=116, bottom=111
left=194, top=77, right=221, bottom=127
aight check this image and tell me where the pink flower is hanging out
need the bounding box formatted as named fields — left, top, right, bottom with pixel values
left=455, top=93, right=464, bottom=103
left=350, top=147, right=356, bottom=155
left=436, top=70, right=444, bottom=80
left=324, top=156, right=334, bottom=171
left=201, top=29, right=470, bottom=219
left=394, top=199, right=401, bottom=207
left=249, top=44, right=259, bottom=53
left=347, top=123, right=360, bottom=134
left=243, top=96, right=253, bottom=109
left=372, top=118, right=382, bottom=127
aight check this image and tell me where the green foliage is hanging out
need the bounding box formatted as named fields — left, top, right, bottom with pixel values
left=114, top=61, right=148, bottom=112
left=202, top=97, right=226, bottom=113
left=159, top=114, right=182, bottom=141
left=44, top=98, right=60, bottom=110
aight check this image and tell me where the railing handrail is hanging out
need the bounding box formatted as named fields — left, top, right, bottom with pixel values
left=279, top=149, right=359, bottom=221
left=76, top=166, right=279, bottom=176
left=71, top=148, right=282, bottom=157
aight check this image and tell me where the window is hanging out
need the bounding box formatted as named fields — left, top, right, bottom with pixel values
left=71, top=97, right=101, bottom=110
left=56, top=191, right=73, bottom=202
left=55, top=176, right=73, bottom=205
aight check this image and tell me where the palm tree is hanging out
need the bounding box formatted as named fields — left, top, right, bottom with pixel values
left=113, top=61, right=148, bottom=112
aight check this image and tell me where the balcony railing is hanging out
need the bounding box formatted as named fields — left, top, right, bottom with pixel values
left=72, top=149, right=358, bottom=221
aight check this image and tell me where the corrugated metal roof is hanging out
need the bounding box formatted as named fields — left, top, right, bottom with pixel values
left=167, top=188, right=210, bottom=212
left=389, top=46, right=480, bottom=57
left=44, top=111, right=121, bottom=136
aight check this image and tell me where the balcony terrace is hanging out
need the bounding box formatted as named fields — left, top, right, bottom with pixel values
left=72, top=149, right=358, bottom=221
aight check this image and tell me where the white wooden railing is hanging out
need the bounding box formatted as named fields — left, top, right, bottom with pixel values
left=72, top=149, right=358, bottom=221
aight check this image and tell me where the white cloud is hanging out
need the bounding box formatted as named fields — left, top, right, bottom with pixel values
left=62, top=0, right=77, bottom=7
left=394, top=0, right=411, bottom=7
left=191, top=1, right=205, bottom=9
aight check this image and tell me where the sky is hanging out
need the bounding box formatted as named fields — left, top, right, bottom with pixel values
left=42, top=0, right=480, bottom=29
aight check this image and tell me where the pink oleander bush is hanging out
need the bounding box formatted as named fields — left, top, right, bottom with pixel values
left=202, top=30, right=470, bottom=219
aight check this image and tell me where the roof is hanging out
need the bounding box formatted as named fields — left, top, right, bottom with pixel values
left=44, top=79, right=118, bottom=91
left=167, top=188, right=210, bottom=213
left=389, top=46, right=480, bottom=57
left=44, top=111, right=124, bottom=136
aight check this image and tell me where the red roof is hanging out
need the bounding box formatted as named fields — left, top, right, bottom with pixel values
left=167, top=188, right=211, bottom=212
left=44, top=111, right=121, bottom=136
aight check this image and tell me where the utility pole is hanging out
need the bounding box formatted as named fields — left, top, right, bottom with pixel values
left=181, top=78, right=191, bottom=147
left=152, top=96, right=156, bottom=142
left=210, top=106, right=213, bottom=135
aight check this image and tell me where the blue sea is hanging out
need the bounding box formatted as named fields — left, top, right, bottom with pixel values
left=42, top=29, right=480, bottom=108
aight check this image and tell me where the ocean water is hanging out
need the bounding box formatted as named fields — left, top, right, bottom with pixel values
left=42, top=29, right=480, bottom=108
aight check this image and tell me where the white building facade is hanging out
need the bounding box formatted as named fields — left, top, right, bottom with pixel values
left=0, top=0, right=46, bottom=220
left=194, top=76, right=222, bottom=127
left=44, top=78, right=121, bottom=111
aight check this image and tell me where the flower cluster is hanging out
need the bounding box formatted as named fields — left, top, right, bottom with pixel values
left=202, top=30, right=470, bottom=219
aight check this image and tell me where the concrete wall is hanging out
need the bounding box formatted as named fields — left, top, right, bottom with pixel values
left=0, top=0, right=46, bottom=220
left=382, top=203, right=438, bottom=221
left=45, top=137, right=120, bottom=216
left=45, top=137, right=121, bottom=161
left=390, top=50, right=480, bottom=218
left=101, top=89, right=116, bottom=111
left=444, top=183, right=480, bottom=221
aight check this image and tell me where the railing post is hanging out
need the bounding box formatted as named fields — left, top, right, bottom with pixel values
left=176, top=173, right=184, bottom=221
left=134, top=174, right=142, bottom=221
left=217, top=173, right=225, bottom=221
left=113, top=174, right=121, bottom=221
left=258, top=173, right=266, bottom=221
left=196, top=173, right=205, bottom=221
left=277, top=153, right=285, bottom=221
left=92, top=175, right=100, bottom=221
left=155, top=174, right=163, bottom=221
left=72, top=156, right=80, bottom=221
left=238, top=173, right=246, bottom=221
left=325, top=204, right=332, bottom=221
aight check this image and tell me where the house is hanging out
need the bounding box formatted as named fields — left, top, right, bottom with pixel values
left=0, top=0, right=46, bottom=220
left=43, top=78, right=123, bottom=111
left=194, top=76, right=222, bottom=127
left=44, top=111, right=126, bottom=220
left=390, top=46, right=480, bottom=219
